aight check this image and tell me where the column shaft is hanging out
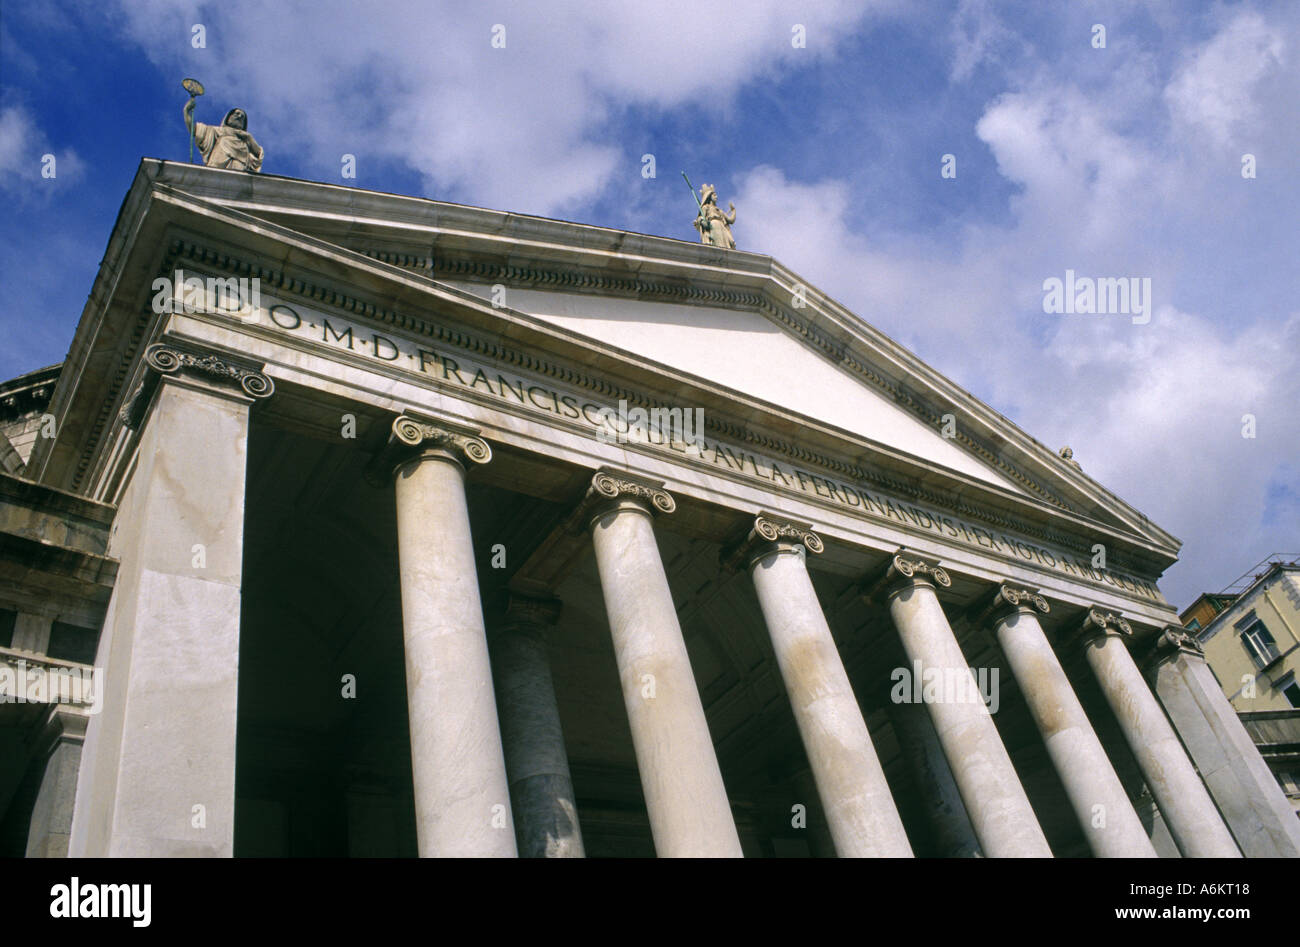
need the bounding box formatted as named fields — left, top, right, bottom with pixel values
left=11, top=613, right=53, bottom=653
left=878, top=555, right=1052, bottom=857
left=1145, top=627, right=1297, bottom=856
left=585, top=476, right=741, bottom=857
left=394, top=443, right=516, bottom=857
left=990, top=597, right=1156, bottom=857
left=1085, top=627, right=1239, bottom=857
left=742, top=524, right=911, bottom=857
left=886, top=699, right=982, bottom=856
left=491, top=599, right=585, bottom=857
left=789, top=768, right=838, bottom=857
left=26, top=707, right=87, bottom=857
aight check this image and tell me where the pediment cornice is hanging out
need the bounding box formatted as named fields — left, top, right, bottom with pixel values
left=366, top=247, right=1085, bottom=520
left=30, top=160, right=1180, bottom=576
left=164, top=235, right=1175, bottom=574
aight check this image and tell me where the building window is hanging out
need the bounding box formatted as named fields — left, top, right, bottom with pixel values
left=1186, top=618, right=1201, bottom=631
left=1281, top=676, right=1300, bottom=709
left=1240, top=618, right=1281, bottom=668
left=0, top=608, right=14, bottom=649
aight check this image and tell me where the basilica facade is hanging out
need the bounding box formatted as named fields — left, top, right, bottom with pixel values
left=2, top=159, right=1296, bottom=857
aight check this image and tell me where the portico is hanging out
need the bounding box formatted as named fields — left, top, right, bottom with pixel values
left=19, top=159, right=1289, bottom=857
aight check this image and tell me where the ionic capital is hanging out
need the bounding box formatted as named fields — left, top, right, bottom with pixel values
left=120, top=341, right=273, bottom=428
left=720, top=513, right=823, bottom=572
left=973, top=582, right=1050, bottom=627
left=568, top=467, right=675, bottom=532
left=393, top=414, right=492, bottom=465
left=861, top=548, right=952, bottom=603
left=1079, top=607, right=1133, bottom=643
left=1146, top=624, right=1206, bottom=667
left=367, top=413, right=492, bottom=483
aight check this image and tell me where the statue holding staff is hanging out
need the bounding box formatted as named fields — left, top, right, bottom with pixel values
left=182, top=78, right=263, bottom=172
left=683, top=173, right=736, bottom=249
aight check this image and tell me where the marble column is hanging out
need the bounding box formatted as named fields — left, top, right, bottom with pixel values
left=868, top=550, right=1052, bottom=857
left=490, top=593, right=585, bottom=857
left=1079, top=616, right=1239, bottom=857
left=724, top=514, right=911, bottom=857
left=885, top=699, right=982, bottom=857
left=25, top=706, right=88, bottom=857
left=383, top=414, right=516, bottom=857
left=1144, top=624, right=1297, bottom=857
left=579, top=469, right=742, bottom=857
left=981, top=587, right=1156, bottom=857
left=69, top=342, right=272, bottom=857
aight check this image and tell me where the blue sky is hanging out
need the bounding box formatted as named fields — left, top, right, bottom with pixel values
left=1, top=0, right=1297, bottom=608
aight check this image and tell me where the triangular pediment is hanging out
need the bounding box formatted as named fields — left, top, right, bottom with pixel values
left=440, top=283, right=1029, bottom=495
left=31, top=161, right=1181, bottom=570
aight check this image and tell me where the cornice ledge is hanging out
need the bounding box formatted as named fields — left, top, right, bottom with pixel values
left=145, top=242, right=1161, bottom=574
left=371, top=246, right=1075, bottom=515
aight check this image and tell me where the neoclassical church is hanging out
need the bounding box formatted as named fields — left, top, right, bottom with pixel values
left=2, top=159, right=1297, bottom=858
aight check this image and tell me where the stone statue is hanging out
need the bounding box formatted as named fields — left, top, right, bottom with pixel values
left=693, top=183, right=736, bottom=249
left=1059, top=446, right=1081, bottom=469
left=184, top=92, right=263, bottom=172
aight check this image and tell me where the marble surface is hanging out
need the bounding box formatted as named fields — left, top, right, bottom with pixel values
left=1151, top=651, right=1300, bottom=857
left=888, top=582, right=1053, bottom=857
left=394, top=449, right=517, bottom=857
left=491, top=620, right=585, bottom=857
left=1085, top=633, right=1240, bottom=857
left=751, top=547, right=912, bottom=856
left=994, top=609, right=1156, bottom=857
left=70, top=378, right=248, bottom=857
left=589, top=499, right=742, bottom=857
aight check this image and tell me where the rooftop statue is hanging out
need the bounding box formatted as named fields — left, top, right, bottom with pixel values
left=182, top=78, right=263, bottom=173
left=683, top=173, right=736, bottom=249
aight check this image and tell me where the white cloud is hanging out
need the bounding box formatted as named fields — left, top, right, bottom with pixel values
left=0, top=107, right=28, bottom=176
left=0, top=104, right=84, bottom=196
left=948, top=0, right=1025, bottom=82
left=1165, top=11, right=1285, bottom=148
left=1042, top=307, right=1300, bottom=541
left=105, top=0, right=890, bottom=216
left=85, top=1, right=1296, bottom=605
left=732, top=8, right=1300, bottom=605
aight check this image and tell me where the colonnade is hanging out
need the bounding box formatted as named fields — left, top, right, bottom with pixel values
left=377, top=416, right=1243, bottom=858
